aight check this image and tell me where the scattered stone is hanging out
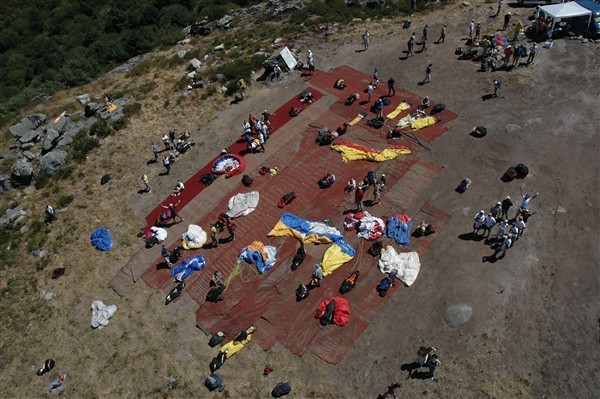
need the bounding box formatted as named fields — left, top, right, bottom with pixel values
left=22, top=151, right=36, bottom=161
left=221, top=86, right=228, bottom=94
left=215, top=74, right=226, bottom=82
left=9, top=114, right=46, bottom=139
left=189, top=19, right=214, bottom=36
left=177, top=49, right=189, bottom=58
left=556, top=206, right=566, bottom=213
left=42, top=129, right=61, bottom=153
left=264, top=0, right=304, bottom=19
left=34, top=151, right=68, bottom=178
left=11, top=159, right=34, bottom=187
left=214, top=44, right=225, bottom=51
left=273, top=38, right=283, bottom=45
left=217, top=15, right=234, bottom=30
left=0, top=174, right=11, bottom=194
left=31, top=249, right=47, bottom=257
left=187, top=71, right=197, bottom=79
left=446, top=304, right=473, bottom=327
left=20, top=225, right=29, bottom=234
left=203, top=54, right=210, bottom=61
left=582, top=38, right=588, bottom=43
left=325, top=24, right=339, bottom=36
left=177, top=38, right=191, bottom=45
left=39, top=290, right=54, bottom=301
left=17, top=130, right=41, bottom=144
left=76, top=94, right=90, bottom=104
left=106, top=54, right=146, bottom=75
left=462, top=1, right=471, bottom=6
left=188, top=58, right=202, bottom=71
left=167, top=376, right=177, bottom=390
left=0, top=206, right=26, bottom=229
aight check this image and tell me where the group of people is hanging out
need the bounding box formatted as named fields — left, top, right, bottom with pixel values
left=243, top=111, right=272, bottom=154
left=472, top=187, right=539, bottom=259
left=345, top=172, right=387, bottom=211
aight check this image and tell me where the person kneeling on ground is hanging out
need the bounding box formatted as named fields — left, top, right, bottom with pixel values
left=171, top=180, right=185, bottom=196
left=318, top=172, right=336, bottom=188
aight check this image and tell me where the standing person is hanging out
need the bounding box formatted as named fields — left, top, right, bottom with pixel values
left=527, top=42, right=538, bottom=65
left=372, top=180, right=382, bottom=205
left=367, top=83, right=374, bottom=102
left=493, top=78, right=502, bottom=97
left=272, top=64, right=282, bottom=81
left=379, top=174, right=386, bottom=190
left=362, top=30, right=370, bottom=50
left=142, top=174, right=151, bottom=193
left=45, top=205, right=55, bottom=225
left=387, top=77, right=396, bottom=96
left=209, top=224, right=219, bottom=247
left=238, top=78, right=247, bottom=99
left=161, top=201, right=183, bottom=223
left=495, top=219, right=509, bottom=238
left=407, top=33, right=416, bottom=57
left=517, top=188, right=538, bottom=217
left=355, top=184, right=365, bottom=211
left=496, top=0, right=503, bottom=17
left=374, top=98, right=384, bottom=119
left=469, top=19, right=475, bottom=41
left=411, top=0, right=416, bottom=12
left=161, top=245, right=173, bottom=268
left=162, top=155, right=171, bottom=175
left=437, top=24, right=446, bottom=43
left=501, top=196, right=513, bottom=220
left=257, top=130, right=266, bottom=152
left=151, top=142, right=159, bottom=161
left=162, top=134, right=171, bottom=150
left=503, top=12, right=511, bottom=31
left=373, top=68, right=379, bottom=88
left=490, top=201, right=502, bottom=219
left=261, top=110, right=271, bottom=127
left=514, top=216, right=526, bottom=240
left=475, top=22, right=481, bottom=42
left=473, top=210, right=486, bottom=235
left=420, top=35, right=428, bottom=52
left=428, top=354, right=441, bottom=379
left=422, top=64, right=432, bottom=84
left=484, top=213, right=497, bottom=238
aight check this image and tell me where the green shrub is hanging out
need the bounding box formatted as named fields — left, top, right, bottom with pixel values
left=89, top=119, right=112, bottom=138
left=58, top=194, right=74, bottom=207
left=122, top=102, right=142, bottom=116
left=71, top=132, right=100, bottom=163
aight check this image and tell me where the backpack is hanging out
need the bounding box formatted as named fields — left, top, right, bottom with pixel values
left=382, top=98, right=391, bottom=106
left=472, top=126, right=487, bottom=137
left=456, top=178, right=471, bottom=193
left=339, top=271, right=360, bottom=294
left=289, top=106, right=302, bottom=117
left=242, top=174, right=253, bottom=187
left=200, top=173, right=217, bottom=186
left=367, top=117, right=384, bottom=129
left=515, top=163, right=529, bottom=178
left=259, top=166, right=270, bottom=175
left=367, top=241, right=383, bottom=257
left=376, top=277, right=394, bottom=297
left=209, top=351, right=226, bottom=373
left=295, top=283, right=309, bottom=301
left=431, top=103, right=445, bottom=114
left=208, top=331, right=227, bottom=348
left=204, top=373, right=223, bottom=392
left=272, top=382, right=292, bottom=398
left=278, top=192, right=297, bottom=208
left=291, top=244, right=306, bottom=271
left=100, top=174, right=113, bottom=185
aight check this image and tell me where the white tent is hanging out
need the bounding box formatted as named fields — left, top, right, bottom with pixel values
left=541, top=2, right=592, bottom=30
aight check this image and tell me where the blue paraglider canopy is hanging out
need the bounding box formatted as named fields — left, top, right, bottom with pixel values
left=90, top=227, right=113, bottom=251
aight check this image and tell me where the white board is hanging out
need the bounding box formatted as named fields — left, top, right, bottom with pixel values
left=279, top=47, right=297, bottom=70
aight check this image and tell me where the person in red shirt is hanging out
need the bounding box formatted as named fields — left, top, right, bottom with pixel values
left=355, top=184, right=365, bottom=211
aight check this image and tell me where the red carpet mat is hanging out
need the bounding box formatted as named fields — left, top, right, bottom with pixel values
left=114, top=66, right=459, bottom=364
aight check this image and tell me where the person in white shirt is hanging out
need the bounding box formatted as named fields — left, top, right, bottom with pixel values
left=473, top=210, right=486, bottom=235
left=518, top=187, right=538, bottom=217
left=484, top=214, right=496, bottom=238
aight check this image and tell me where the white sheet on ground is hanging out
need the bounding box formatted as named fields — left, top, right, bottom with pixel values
left=182, top=224, right=207, bottom=249
left=150, top=226, right=168, bottom=241
left=226, top=191, right=260, bottom=218
left=378, top=247, right=421, bottom=287
left=91, top=300, right=117, bottom=329
left=263, top=245, right=278, bottom=268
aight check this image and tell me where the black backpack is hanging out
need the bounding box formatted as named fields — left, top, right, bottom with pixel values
left=367, top=117, right=384, bottom=129
left=515, top=163, right=529, bottom=178
left=200, top=173, right=217, bottom=186
left=291, top=244, right=306, bottom=271
left=472, top=126, right=487, bottom=137
left=339, top=271, right=360, bottom=294
left=206, top=285, right=225, bottom=303
left=272, top=382, right=292, bottom=398
left=296, top=283, right=309, bottom=301
left=208, top=331, right=227, bottom=348
left=209, top=351, right=226, bottom=373
left=242, top=174, right=253, bottom=187
left=431, top=103, right=445, bottom=114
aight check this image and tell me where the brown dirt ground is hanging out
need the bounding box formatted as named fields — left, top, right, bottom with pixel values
left=1, top=1, right=599, bottom=398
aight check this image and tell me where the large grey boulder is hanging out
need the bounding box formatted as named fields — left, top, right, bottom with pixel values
left=0, top=174, right=11, bottom=194
left=0, top=206, right=26, bottom=229
left=58, top=119, right=89, bottom=148
left=17, top=129, right=41, bottom=144
left=188, top=58, right=202, bottom=71
left=264, top=0, right=304, bottom=19
left=42, top=128, right=61, bottom=153
left=46, top=116, right=68, bottom=135
left=98, top=98, right=126, bottom=122
left=9, top=114, right=46, bottom=138
left=189, top=20, right=215, bottom=36
left=216, top=15, right=234, bottom=30
left=34, top=151, right=68, bottom=178
left=11, top=159, right=34, bottom=187
left=22, top=151, right=36, bottom=161
left=85, top=102, right=99, bottom=117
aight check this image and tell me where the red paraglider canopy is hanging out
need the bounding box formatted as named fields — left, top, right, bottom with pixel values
left=314, top=296, right=350, bottom=326
left=212, top=154, right=246, bottom=177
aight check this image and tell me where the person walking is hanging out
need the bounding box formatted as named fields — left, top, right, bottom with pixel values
left=490, top=201, right=502, bottom=219
left=493, top=78, right=502, bottom=97
left=142, top=174, right=151, bottom=193
left=367, top=83, right=374, bottom=102
left=387, top=77, right=396, bottom=96
left=355, top=184, right=365, bottom=211
left=421, top=24, right=429, bottom=43
left=209, top=224, right=219, bottom=247
left=514, top=216, right=526, bottom=240
left=469, top=19, right=475, bottom=41
left=161, top=201, right=183, bottom=223
left=257, top=130, right=266, bottom=152
left=422, top=64, right=432, bottom=84
left=45, top=205, right=55, bottom=225
left=496, top=0, right=503, bottom=17
left=475, top=22, right=481, bottom=42
left=162, top=155, right=171, bottom=175
left=500, top=196, right=513, bottom=220
left=428, top=354, right=441, bottom=379
left=238, top=78, right=247, bottom=99
left=151, top=142, right=159, bottom=161
left=437, top=24, right=446, bottom=43
left=407, top=33, right=416, bottom=57
left=496, top=235, right=512, bottom=257
left=527, top=42, right=538, bottom=65
left=162, top=134, right=171, bottom=150
left=373, top=68, right=379, bottom=88
left=503, top=12, right=511, bottom=31
left=420, top=35, right=428, bottom=52
left=362, top=30, right=370, bottom=50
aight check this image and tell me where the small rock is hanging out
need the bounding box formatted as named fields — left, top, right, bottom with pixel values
left=167, top=376, right=177, bottom=390
left=39, top=290, right=54, bottom=301
left=214, top=44, right=225, bottom=51
left=177, top=38, right=191, bottom=45
left=582, top=38, right=588, bottom=43
left=273, top=38, right=283, bottom=45
left=556, top=206, right=566, bottom=213
left=11, top=159, right=34, bottom=187
left=31, top=249, right=47, bottom=257
left=221, top=86, right=228, bottom=94
left=446, top=304, right=473, bottom=327
left=76, top=94, right=90, bottom=104
left=203, top=54, right=210, bottom=61
left=188, top=58, right=202, bottom=71
left=215, top=74, right=225, bottom=82
left=22, top=151, right=36, bottom=161
left=177, top=49, right=189, bottom=58
left=20, top=225, right=29, bottom=233
left=187, top=71, right=197, bottom=79
left=462, top=1, right=471, bottom=6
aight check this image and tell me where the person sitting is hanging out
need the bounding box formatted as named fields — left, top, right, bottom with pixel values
left=318, top=172, right=336, bottom=188
left=171, top=180, right=185, bottom=196
left=344, top=177, right=356, bottom=193
left=299, top=90, right=314, bottom=103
